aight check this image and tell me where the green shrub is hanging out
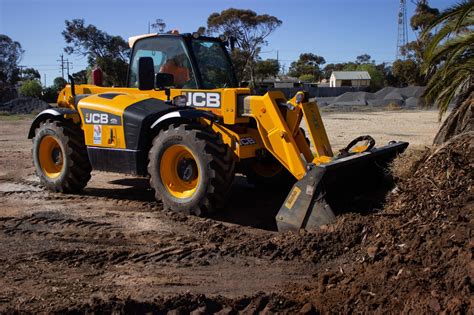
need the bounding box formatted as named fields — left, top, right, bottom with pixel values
left=19, top=80, right=42, bottom=98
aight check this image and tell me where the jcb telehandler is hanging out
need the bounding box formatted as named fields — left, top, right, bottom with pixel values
left=28, top=32, right=408, bottom=231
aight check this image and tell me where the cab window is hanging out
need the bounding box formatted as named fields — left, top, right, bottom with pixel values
left=129, top=37, right=197, bottom=89
left=191, top=40, right=236, bottom=89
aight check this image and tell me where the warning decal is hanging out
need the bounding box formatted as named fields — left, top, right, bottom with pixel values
left=284, top=186, right=301, bottom=210
left=93, top=125, right=102, bottom=145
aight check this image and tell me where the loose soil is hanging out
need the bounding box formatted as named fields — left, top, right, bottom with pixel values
left=0, top=110, right=471, bottom=314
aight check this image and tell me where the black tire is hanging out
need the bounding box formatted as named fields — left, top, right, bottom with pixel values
left=32, top=119, right=91, bottom=192
left=148, top=124, right=235, bottom=216
left=242, top=154, right=295, bottom=189
left=243, top=128, right=309, bottom=189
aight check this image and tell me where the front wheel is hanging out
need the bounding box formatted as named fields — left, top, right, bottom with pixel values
left=32, top=119, right=91, bottom=192
left=148, top=124, right=235, bottom=216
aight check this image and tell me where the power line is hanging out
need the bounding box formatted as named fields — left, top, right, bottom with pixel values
left=65, top=59, right=73, bottom=77
left=57, top=54, right=65, bottom=78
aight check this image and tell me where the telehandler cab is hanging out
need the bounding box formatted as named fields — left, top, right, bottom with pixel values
left=28, top=32, right=408, bottom=231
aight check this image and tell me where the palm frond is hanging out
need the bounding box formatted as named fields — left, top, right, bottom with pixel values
left=421, top=1, right=474, bottom=117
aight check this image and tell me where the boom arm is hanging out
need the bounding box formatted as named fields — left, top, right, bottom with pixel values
left=243, top=91, right=333, bottom=180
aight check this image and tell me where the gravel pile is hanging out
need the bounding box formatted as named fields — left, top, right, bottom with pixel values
left=0, top=97, right=51, bottom=114
left=316, top=86, right=426, bottom=108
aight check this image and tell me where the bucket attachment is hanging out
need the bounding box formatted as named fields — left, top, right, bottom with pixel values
left=276, top=141, right=409, bottom=232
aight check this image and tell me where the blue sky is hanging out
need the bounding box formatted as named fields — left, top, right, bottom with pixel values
left=0, top=0, right=455, bottom=86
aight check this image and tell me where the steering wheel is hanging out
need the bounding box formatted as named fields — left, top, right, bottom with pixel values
left=338, top=135, right=375, bottom=158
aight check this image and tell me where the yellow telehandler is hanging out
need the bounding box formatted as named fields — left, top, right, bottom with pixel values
left=28, top=32, right=408, bottom=231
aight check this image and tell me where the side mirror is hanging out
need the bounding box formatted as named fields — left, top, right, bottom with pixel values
left=240, top=81, right=249, bottom=88
left=155, top=73, right=174, bottom=89
left=138, top=57, right=155, bottom=90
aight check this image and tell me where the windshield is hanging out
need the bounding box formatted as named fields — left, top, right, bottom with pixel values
left=129, top=37, right=197, bottom=89
left=191, top=39, right=237, bottom=89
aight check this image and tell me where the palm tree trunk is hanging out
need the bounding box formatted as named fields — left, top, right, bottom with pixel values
left=433, top=90, right=473, bottom=145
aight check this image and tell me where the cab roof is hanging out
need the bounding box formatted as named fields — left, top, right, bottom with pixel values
left=128, top=30, right=184, bottom=48
left=128, top=34, right=157, bottom=48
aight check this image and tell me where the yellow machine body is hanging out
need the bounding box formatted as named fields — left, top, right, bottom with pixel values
left=56, top=84, right=333, bottom=181
left=30, top=33, right=408, bottom=231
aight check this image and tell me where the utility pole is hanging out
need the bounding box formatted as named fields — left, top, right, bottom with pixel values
left=57, top=54, right=65, bottom=78
left=65, top=59, right=72, bottom=78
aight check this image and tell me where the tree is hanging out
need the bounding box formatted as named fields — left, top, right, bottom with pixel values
left=421, top=1, right=473, bottom=144
left=401, top=1, right=440, bottom=64
left=357, top=63, right=384, bottom=90
left=62, top=19, right=130, bottom=86
left=288, top=53, right=326, bottom=81
left=53, top=77, right=67, bottom=91
left=207, top=8, right=282, bottom=84
left=20, top=68, right=40, bottom=81
left=356, top=54, right=372, bottom=64
left=254, top=58, right=279, bottom=81
left=0, top=34, right=24, bottom=86
left=71, top=69, right=89, bottom=85
left=19, top=79, right=42, bottom=98
left=392, top=59, right=421, bottom=86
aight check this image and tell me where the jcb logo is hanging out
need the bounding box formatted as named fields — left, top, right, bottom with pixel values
left=182, top=92, right=221, bottom=108
left=85, top=113, right=108, bottom=124
left=81, top=108, right=121, bottom=125
left=240, top=137, right=256, bottom=146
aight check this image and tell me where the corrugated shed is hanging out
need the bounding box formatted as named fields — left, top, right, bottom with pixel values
left=331, top=71, right=371, bottom=80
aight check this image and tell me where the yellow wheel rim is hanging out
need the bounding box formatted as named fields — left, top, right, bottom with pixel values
left=160, top=145, right=200, bottom=199
left=38, top=135, right=64, bottom=179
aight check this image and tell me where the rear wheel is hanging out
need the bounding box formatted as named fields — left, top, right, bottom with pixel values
left=148, top=124, right=235, bottom=215
left=243, top=128, right=309, bottom=188
left=32, top=119, right=91, bottom=192
left=243, top=153, right=294, bottom=189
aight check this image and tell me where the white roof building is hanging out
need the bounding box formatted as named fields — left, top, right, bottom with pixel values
left=330, top=71, right=371, bottom=88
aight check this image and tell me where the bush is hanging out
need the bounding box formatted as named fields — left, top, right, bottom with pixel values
left=19, top=80, right=42, bottom=98
left=299, top=74, right=315, bottom=82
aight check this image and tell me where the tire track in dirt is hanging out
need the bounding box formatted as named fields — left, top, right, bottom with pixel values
left=0, top=214, right=127, bottom=242
left=35, top=244, right=219, bottom=267
left=1, top=178, right=160, bottom=209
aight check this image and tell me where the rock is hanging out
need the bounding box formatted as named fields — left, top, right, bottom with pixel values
left=215, top=307, right=234, bottom=315
left=367, top=246, right=378, bottom=258
left=300, top=302, right=317, bottom=314
left=190, top=306, right=208, bottom=315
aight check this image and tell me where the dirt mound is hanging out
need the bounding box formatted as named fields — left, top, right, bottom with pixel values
left=0, top=97, right=50, bottom=114
left=304, top=132, right=473, bottom=313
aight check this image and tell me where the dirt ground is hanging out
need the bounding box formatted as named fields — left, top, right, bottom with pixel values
left=1, top=109, right=470, bottom=314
